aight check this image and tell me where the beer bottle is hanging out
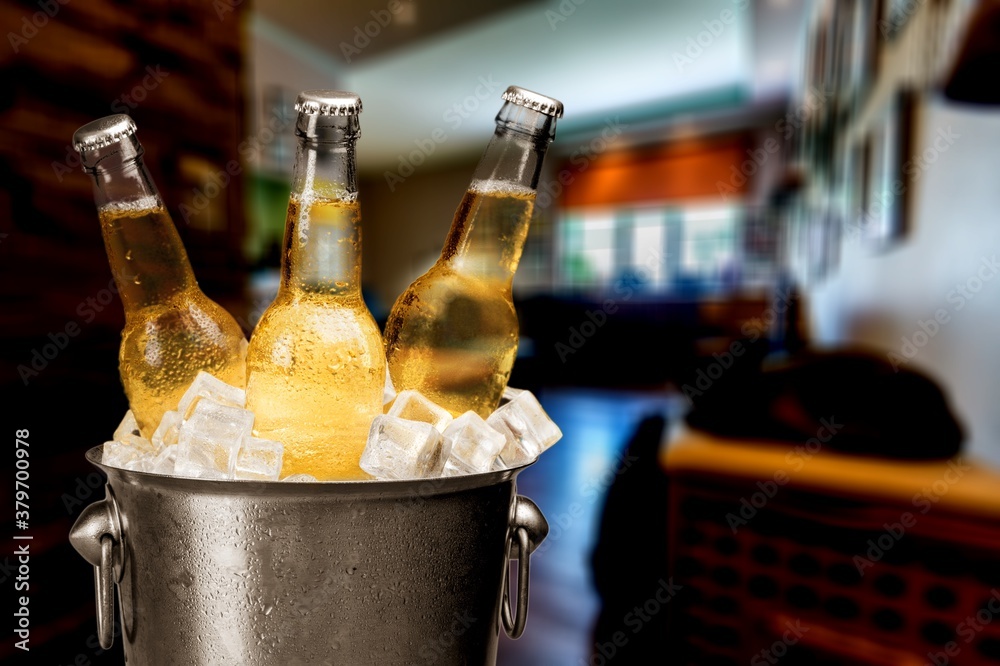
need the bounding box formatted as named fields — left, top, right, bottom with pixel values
left=74, top=115, right=248, bottom=438
left=245, top=91, right=385, bottom=481
left=384, top=86, right=562, bottom=418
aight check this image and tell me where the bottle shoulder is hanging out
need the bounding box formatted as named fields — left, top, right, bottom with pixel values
left=395, top=266, right=513, bottom=309
left=251, top=293, right=383, bottom=343
left=123, top=292, right=245, bottom=339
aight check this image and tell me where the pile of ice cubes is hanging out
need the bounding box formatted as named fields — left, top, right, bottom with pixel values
left=360, top=384, right=562, bottom=481
left=102, top=370, right=562, bottom=483
left=101, top=371, right=291, bottom=481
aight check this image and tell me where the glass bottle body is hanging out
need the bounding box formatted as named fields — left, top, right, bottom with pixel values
left=247, top=195, right=384, bottom=480
left=246, top=107, right=384, bottom=481
left=83, top=133, right=247, bottom=437
left=384, top=97, right=556, bottom=418
left=384, top=181, right=536, bottom=418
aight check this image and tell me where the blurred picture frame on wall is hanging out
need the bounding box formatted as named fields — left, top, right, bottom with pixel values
left=861, top=88, right=917, bottom=251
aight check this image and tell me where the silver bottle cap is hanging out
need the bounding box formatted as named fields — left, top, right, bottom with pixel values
left=294, top=90, right=362, bottom=116
left=73, top=114, right=138, bottom=153
left=501, top=86, right=563, bottom=118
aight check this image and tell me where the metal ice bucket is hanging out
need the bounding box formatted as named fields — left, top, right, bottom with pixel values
left=69, top=446, right=548, bottom=665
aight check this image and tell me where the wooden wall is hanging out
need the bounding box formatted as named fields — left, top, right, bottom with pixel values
left=0, top=1, right=247, bottom=661
left=560, top=133, right=753, bottom=208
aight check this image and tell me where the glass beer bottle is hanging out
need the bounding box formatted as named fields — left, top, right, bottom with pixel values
left=245, top=91, right=385, bottom=481
left=74, top=114, right=248, bottom=438
left=384, top=86, right=562, bottom=418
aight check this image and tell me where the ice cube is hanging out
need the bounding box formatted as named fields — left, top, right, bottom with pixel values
left=234, top=437, right=283, bottom=481
left=152, top=410, right=181, bottom=449
left=500, top=386, right=524, bottom=405
left=121, top=432, right=157, bottom=454
left=383, top=363, right=397, bottom=406
left=441, top=458, right=465, bottom=477
left=124, top=458, right=153, bottom=472
left=174, top=400, right=253, bottom=479
left=103, top=431, right=157, bottom=470
left=282, top=473, right=318, bottom=482
left=113, top=410, right=140, bottom=442
left=386, top=390, right=453, bottom=432
left=102, top=441, right=140, bottom=469
left=177, top=371, right=246, bottom=418
left=360, top=415, right=451, bottom=480
left=150, top=445, right=178, bottom=475
left=487, top=390, right=562, bottom=468
left=442, top=411, right=505, bottom=474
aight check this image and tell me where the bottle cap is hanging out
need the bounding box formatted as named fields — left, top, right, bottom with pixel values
left=294, top=90, right=362, bottom=116
left=73, top=114, right=138, bottom=153
left=501, top=86, right=563, bottom=118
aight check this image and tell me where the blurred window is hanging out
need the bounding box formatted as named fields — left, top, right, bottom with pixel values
left=556, top=203, right=740, bottom=294
left=680, top=206, right=738, bottom=281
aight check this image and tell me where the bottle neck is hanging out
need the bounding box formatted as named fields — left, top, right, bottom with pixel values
left=83, top=136, right=197, bottom=312
left=281, top=117, right=362, bottom=298
left=441, top=104, right=555, bottom=283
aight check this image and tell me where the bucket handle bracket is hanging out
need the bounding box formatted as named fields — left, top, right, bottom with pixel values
left=69, top=485, right=124, bottom=650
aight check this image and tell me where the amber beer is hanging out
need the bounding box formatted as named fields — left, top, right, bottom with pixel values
left=74, top=115, right=247, bottom=437
left=246, top=91, right=384, bottom=481
left=384, top=86, right=562, bottom=418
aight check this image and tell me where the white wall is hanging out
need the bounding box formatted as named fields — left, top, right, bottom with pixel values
left=809, top=97, right=1000, bottom=464
left=245, top=14, right=347, bottom=171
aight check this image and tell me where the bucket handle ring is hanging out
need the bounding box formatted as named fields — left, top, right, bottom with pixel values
left=96, top=536, right=115, bottom=649
left=501, top=526, right=531, bottom=638
left=502, top=496, right=548, bottom=639
left=69, top=485, right=124, bottom=650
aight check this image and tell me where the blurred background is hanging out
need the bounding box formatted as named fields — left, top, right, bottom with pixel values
left=3, top=0, right=1000, bottom=663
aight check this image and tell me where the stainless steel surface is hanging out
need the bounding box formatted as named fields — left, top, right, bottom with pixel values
left=70, top=446, right=548, bottom=665
left=500, top=86, right=564, bottom=118
left=508, top=496, right=547, bottom=557
left=72, top=114, right=138, bottom=152
left=500, top=527, right=530, bottom=639
left=70, top=485, right=125, bottom=648
left=97, top=536, right=115, bottom=650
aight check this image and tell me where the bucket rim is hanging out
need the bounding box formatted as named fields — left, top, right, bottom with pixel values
left=86, top=445, right=530, bottom=498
